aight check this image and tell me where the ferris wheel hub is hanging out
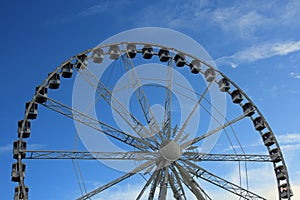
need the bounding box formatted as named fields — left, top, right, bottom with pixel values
left=159, top=140, right=182, bottom=161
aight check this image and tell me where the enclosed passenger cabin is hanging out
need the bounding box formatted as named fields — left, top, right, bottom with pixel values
left=158, top=49, right=170, bottom=62
left=275, top=165, right=286, bottom=180
left=262, top=132, right=275, bottom=146
left=204, top=68, right=216, bottom=82
left=174, top=53, right=186, bottom=67
left=253, top=117, right=266, bottom=131
left=13, top=140, right=27, bottom=159
left=231, top=90, right=243, bottom=104
left=126, top=43, right=137, bottom=58
left=92, top=48, right=104, bottom=63
left=75, top=54, right=88, bottom=69
left=61, top=62, right=73, bottom=78
left=11, top=162, right=26, bottom=182
left=18, top=120, right=31, bottom=138
left=269, top=148, right=281, bottom=163
left=25, top=102, right=38, bottom=119
left=48, top=73, right=60, bottom=89
left=279, top=183, right=293, bottom=199
left=242, top=102, right=255, bottom=116
left=109, top=45, right=121, bottom=60
left=35, top=86, right=48, bottom=104
left=142, top=45, right=153, bottom=59
left=218, top=78, right=230, bottom=92
left=189, top=60, right=201, bottom=74
left=14, top=186, right=29, bottom=200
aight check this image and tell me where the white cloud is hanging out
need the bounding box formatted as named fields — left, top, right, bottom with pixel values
left=215, top=40, right=300, bottom=68
left=291, top=72, right=300, bottom=79
left=278, top=133, right=300, bottom=144
left=277, top=133, right=300, bottom=151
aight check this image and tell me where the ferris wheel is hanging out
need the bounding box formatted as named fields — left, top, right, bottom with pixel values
left=12, top=41, right=293, bottom=200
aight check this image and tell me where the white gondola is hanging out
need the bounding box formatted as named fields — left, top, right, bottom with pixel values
left=25, top=102, right=38, bottom=119
left=269, top=148, right=281, bottom=163
left=189, top=60, right=201, bottom=74
left=204, top=68, right=216, bottom=82
left=18, top=120, right=31, bottom=138
left=109, top=45, right=121, bottom=60
left=35, top=86, right=48, bottom=103
left=92, top=48, right=104, bottom=63
left=13, top=140, right=26, bottom=159
left=242, top=102, right=255, bottom=116
left=142, top=45, right=153, bottom=59
left=75, top=54, right=88, bottom=69
left=253, top=117, right=266, bottom=131
left=11, top=162, right=26, bottom=182
left=126, top=43, right=137, bottom=58
left=158, top=49, right=170, bottom=62
left=14, top=186, right=29, bottom=200
left=275, top=165, right=286, bottom=180
left=48, top=73, right=60, bottom=89
left=262, top=132, right=275, bottom=146
left=61, top=62, right=73, bottom=78
left=218, top=78, right=230, bottom=92
left=231, top=90, right=243, bottom=104
left=174, top=53, right=185, bottom=67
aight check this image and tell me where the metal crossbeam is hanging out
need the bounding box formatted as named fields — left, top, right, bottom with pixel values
left=149, top=169, right=162, bottom=200
left=40, top=96, right=150, bottom=150
left=184, top=160, right=266, bottom=200
left=136, top=169, right=160, bottom=200
left=163, top=59, right=173, bottom=141
left=23, top=150, right=158, bottom=160
left=121, top=54, right=161, bottom=141
left=181, top=113, right=247, bottom=148
left=175, top=81, right=213, bottom=142
left=158, top=167, right=169, bottom=200
left=175, top=162, right=211, bottom=200
left=77, top=68, right=157, bottom=150
left=77, top=160, right=154, bottom=200
left=183, top=152, right=272, bottom=162
left=169, top=165, right=187, bottom=200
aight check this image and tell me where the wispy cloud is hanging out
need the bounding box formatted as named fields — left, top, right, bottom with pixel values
left=78, top=2, right=110, bottom=17
left=0, top=144, right=11, bottom=154
left=215, top=40, right=300, bottom=68
left=291, top=72, right=300, bottom=79
left=277, top=133, right=300, bottom=151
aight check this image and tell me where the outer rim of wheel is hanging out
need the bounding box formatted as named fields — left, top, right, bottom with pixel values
left=14, top=41, right=292, bottom=199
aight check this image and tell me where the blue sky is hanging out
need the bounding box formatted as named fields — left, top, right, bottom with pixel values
left=1, top=0, right=300, bottom=199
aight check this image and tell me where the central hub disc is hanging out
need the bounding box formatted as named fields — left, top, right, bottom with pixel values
left=159, top=140, right=182, bottom=162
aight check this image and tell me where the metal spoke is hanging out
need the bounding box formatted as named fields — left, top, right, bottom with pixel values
left=77, top=160, right=155, bottom=200
left=174, top=162, right=211, bottom=200
left=121, top=54, right=161, bottom=138
left=148, top=169, right=163, bottom=200
left=163, top=59, right=173, bottom=141
left=158, top=167, right=169, bottom=200
left=175, top=81, right=213, bottom=142
left=23, top=150, right=158, bottom=160
left=169, top=165, right=187, bottom=200
left=77, top=68, right=157, bottom=149
left=39, top=96, right=150, bottom=150
left=183, top=152, right=272, bottom=162
left=181, top=112, right=248, bottom=148
left=136, top=169, right=160, bottom=200
left=183, top=160, right=266, bottom=200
